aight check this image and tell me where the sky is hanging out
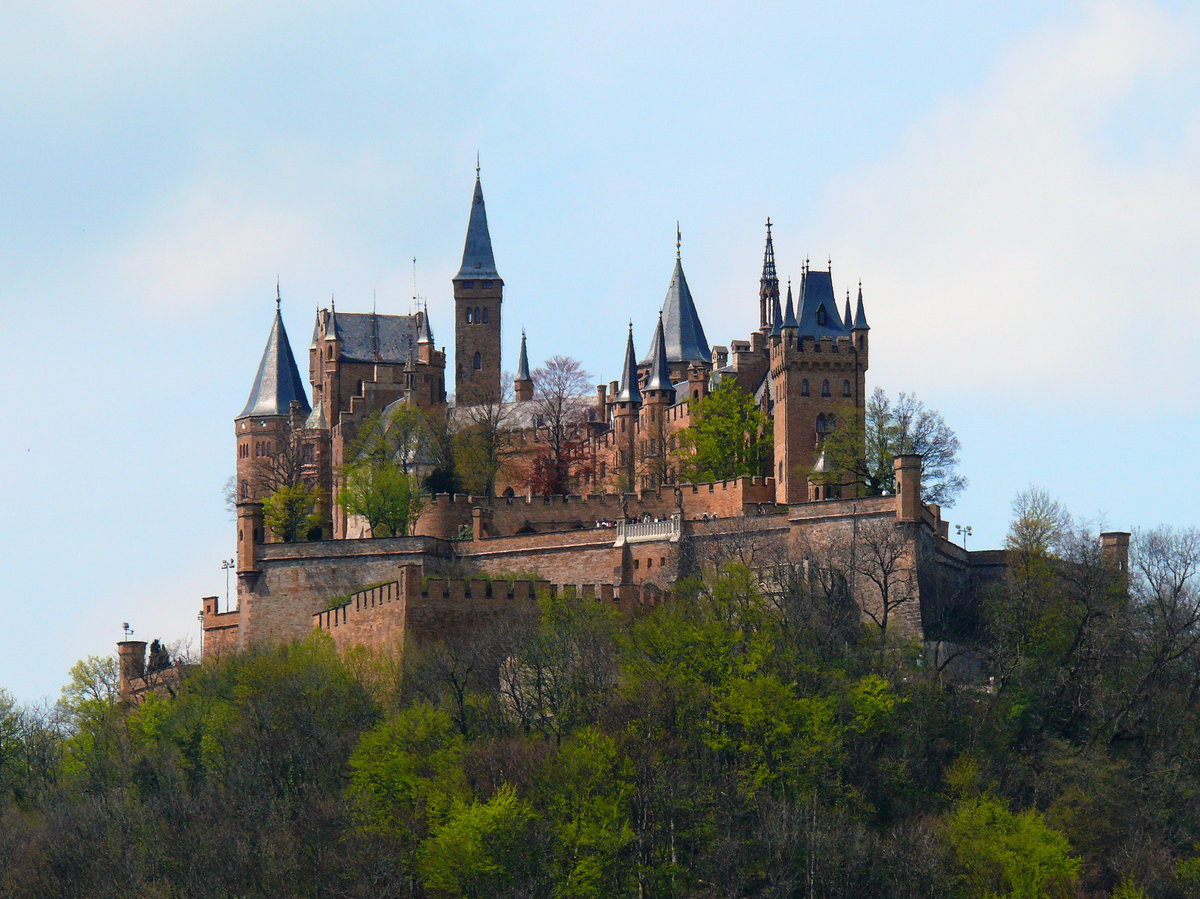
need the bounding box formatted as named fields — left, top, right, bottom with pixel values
left=1, top=0, right=1197, bottom=703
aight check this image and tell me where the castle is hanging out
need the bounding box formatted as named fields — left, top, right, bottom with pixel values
left=180, top=169, right=1129, bottom=668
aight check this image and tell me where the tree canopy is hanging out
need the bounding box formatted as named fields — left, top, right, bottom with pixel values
left=821, top=387, right=966, bottom=506
left=673, top=378, right=770, bottom=484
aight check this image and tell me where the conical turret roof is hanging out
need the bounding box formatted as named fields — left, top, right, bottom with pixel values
left=783, top=282, right=797, bottom=328
left=515, top=329, right=532, bottom=382
left=454, top=174, right=499, bottom=280
left=417, top=304, right=434, bottom=344
left=615, top=324, right=643, bottom=404
left=642, top=253, right=711, bottom=366
left=644, top=314, right=672, bottom=392
left=238, top=303, right=311, bottom=419
left=853, top=284, right=870, bottom=330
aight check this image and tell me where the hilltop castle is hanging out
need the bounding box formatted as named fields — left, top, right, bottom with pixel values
left=191, top=169, right=1105, bottom=667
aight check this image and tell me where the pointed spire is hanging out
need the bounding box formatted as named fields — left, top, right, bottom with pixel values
left=844, top=291, right=853, bottom=329
left=771, top=291, right=783, bottom=336
left=417, top=301, right=434, bottom=345
left=643, top=235, right=711, bottom=366
left=645, top=313, right=672, bottom=392
left=615, top=322, right=642, bottom=404
left=783, top=281, right=797, bottom=328
left=761, top=218, right=777, bottom=280
left=760, top=217, right=780, bottom=331
left=454, top=168, right=499, bottom=280
left=304, top=395, right=329, bottom=430
left=238, top=295, right=311, bottom=419
left=853, top=281, right=870, bottom=330
left=516, top=328, right=532, bottom=382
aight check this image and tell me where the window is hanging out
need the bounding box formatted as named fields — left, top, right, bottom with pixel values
left=816, top=413, right=826, bottom=433
left=801, top=378, right=809, bottom=396
left=842, top=379, right=851, bottom=397
left=326, top=346, right=333, bottom=360
left=821, top=379, right=831, bottom=397
left=466, top=308, right=473, bottom=323
left=481, top=280, right=492, bottom=289
left=482, top=307, right=489, bottom=323
left=473, top=352, right=482, bottom=370
left=475, top=307, right=481, bottom=323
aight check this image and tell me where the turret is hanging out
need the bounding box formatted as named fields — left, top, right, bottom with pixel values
left=640, top=314, right=673, bottom=487
left=453, top=164, right=503, bottom=405
left=643, top=226, right=711, bottom=381
left=613, top=323, right=642, bottom=488
left=852, top=282, right=870, bottom=358
left=514, top=329, right=534, bottom=402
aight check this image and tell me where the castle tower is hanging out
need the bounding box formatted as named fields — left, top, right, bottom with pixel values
left=759, top=219, right=779, bottom=332
left=235, top=291, right=311, bottom=505
left=769, top=268, right=868, bottom=504
left=613, top=323, right=642, bottom=490
left=453, top=168, right=503, bottom=405
left=514, top=329, right=534, bottom=402
left=640, top=313, right=673, bottom=487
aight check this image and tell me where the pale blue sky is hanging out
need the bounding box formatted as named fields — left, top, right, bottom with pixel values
left=2, top=1, right=1197, bottom=702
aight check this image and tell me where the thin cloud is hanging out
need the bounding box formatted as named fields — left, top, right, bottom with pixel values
left=812, top=0, right=1200, bottom=402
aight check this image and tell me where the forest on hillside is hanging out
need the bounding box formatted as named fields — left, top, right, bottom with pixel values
left=2, top=498, right=1199, bottom=897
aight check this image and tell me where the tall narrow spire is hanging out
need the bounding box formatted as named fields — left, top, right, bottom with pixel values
left=783, top=280, right=797, bottom=328
left=760, top=217, right=780, bottom=330
left=238, top=295, right=311, bottom=419
left=771, top=291, right=783, bottom=336
left=516, top=328, right=531, bottom=382
left=644, top=313, right=672, bottom=392
left=454, top=169, right=499, bottom=280
left=615, top=323, right=643, bottom=404
left=853, top=281, right=870, bottom=330
left=844, top=292, right=853, bottom=329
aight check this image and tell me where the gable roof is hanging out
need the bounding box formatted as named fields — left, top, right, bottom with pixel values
left=330, top=312, right=420, bottom=364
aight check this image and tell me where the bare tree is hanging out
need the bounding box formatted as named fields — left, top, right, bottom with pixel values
left=529, top=356, right=593, bottom=494
left=454, top=374, right=520, bottom=496
left=848, top=519, right=916, bottom=648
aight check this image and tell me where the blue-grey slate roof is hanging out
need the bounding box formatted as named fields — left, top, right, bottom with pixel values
left=644, top=315, right=672, bottom=392
left=642, top=258, right=711, bottom=366
left=238, top=309, right=312, bottom=419
left=454, top=176, right=500, bottom=280
left=854, top=286, right=870, bottom=330
left=331, top=312, right=419, bottom=363
left=795, top=270, right=852, bottom=339
left=516, top=330, right=532, bottom=382
left=615, top=325, right=643, bottom=404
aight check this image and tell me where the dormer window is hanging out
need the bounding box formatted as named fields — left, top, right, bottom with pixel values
left=816, top=307, right=826, bottom=326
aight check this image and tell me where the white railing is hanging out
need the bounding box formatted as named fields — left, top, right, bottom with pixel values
left=615, top=515, right=681, bottom=546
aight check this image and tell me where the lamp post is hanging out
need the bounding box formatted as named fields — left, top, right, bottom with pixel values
left=955, top=524, right=973, bottom=550
left=197, top=611, right=205, bottom=656
left=221, top=558, right=236, bottom=612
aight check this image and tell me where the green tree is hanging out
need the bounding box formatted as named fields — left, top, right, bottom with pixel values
left=262, top=481, right=326, bottom=542
left=944, top=794, right=1081, bottom=898
left=821, top=387, right=966, bottom=506
left=339, top=461, right=424, bottom=537
left=674, top=378, right=770, bottom=483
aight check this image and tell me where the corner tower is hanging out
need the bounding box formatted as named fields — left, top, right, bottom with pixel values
left=453, top=167, right=503, bottom=405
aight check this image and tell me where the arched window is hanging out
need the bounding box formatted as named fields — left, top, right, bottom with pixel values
left=473, top=352, right=482, bottom=370
left=466, top=308, right=473, bottom=323
left=842, top=379, right=851, bottom=397
left=475, top=307, right=481, bottom=323
left=816, top=307, right=826, bottom=326
left=801, top=378, right=809, bottom=396
left=482, top=307, right=489, bottom=323
left=816, top=413, right=826, bottom=433
left=821, top=379, right=831, bottom=397
left=326, top=346, right=333, bottom=360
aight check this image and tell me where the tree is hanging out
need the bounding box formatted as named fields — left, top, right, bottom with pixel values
left=529, top=356, right=593, bottom=495
left=673, top=378, right=770, bottom=484
left=453, top=375, right=519, bottom=496
left=262, top=482, right=326, bottom=542
left=338, top=462, right=423, bottom=537
left=821, top=387, right=966, bottom=506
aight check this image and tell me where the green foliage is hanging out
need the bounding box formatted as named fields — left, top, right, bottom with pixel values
left=6, top=510, right=1200, bottom=895
left=821, top=387, right=966, bottom=506
left=339, top=460, right=424, bottom=537
left=673, top=378, right=770, bottom=483
left=261, top=481, right=325, bottom=542
left=417, top=784, right=537, bottom=897
left=944, top=794, right=1080, bottom=898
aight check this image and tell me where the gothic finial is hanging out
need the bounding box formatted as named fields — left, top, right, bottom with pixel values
left=765, top=216, right=772, bottom=232
left=372, top=288, right=377, bottom=315
left=676, top=221, right=681, bottom=260
left=476, top=151, right=480, bottom=179
left=275, top=276, right=281, bottom=311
